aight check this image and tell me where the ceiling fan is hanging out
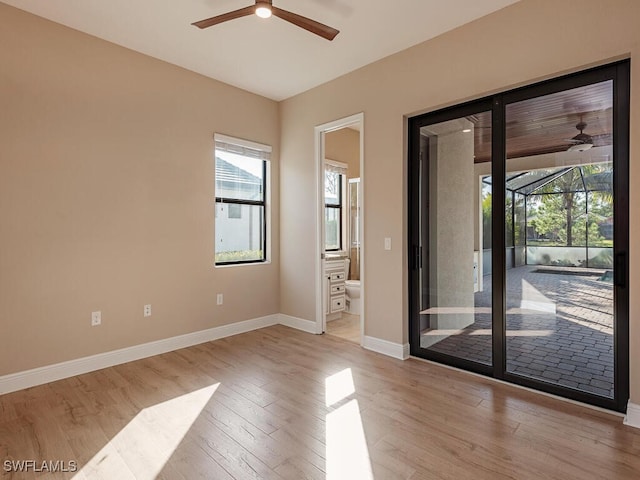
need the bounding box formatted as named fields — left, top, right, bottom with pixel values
left=564, top=119, right=610, bottom=152
left=192, top=0, right=340, bottom=41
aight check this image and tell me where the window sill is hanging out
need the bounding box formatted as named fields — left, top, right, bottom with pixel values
left=214, top=260, right=271, bottom=269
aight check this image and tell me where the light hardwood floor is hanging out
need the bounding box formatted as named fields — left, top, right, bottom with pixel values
left=326, top=313, right=360, bottom=344
left=2, top=325, right=640, bottom=479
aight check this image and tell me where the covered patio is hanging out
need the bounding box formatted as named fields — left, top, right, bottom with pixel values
left=421, top=162, right=615, bottom=397
left=424, top=265, right=614, bottom=397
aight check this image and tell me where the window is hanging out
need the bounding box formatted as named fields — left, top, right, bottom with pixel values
left=325, top=161, right=347, bottom=251
left=227, top=203, right=242, bottom=219
left=214, top=134, right=270, bottom=265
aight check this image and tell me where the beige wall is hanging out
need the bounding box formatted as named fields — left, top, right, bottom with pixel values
left=0, top=4, right=280, bottom=375
left=279, top=0, right=640, bottom=401
left=325, top=128, right=360, bottom=178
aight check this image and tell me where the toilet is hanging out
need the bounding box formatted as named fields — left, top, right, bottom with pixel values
left=344, top=258, right=361, bottom=315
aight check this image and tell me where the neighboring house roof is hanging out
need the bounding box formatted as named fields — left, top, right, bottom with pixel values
left=215, top=157, right=263, bottom=200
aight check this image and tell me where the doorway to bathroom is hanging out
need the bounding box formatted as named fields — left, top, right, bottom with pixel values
left=314, top=113, right=364, bottom=344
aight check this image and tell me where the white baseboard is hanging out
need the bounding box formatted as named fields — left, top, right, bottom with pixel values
left=623, top=401, right=640, bottom=428
left=0, top=314, right=279, bottom=395
left=278, top=314, right=317, bottom=334
left=363, top=335, right=410, bottom=360
left=1, top=314, right=406, bottom=396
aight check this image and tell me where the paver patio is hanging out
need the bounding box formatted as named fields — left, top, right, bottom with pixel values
left=422, top=265, right=614, bottom=397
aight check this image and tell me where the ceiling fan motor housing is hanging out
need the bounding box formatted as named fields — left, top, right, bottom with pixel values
left=572, top=121, right=593, bottom=144
left=572, top=132, right=592, bottom=143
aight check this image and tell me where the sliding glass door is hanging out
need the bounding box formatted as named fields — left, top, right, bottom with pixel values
left=408, top=103, right=494, bottom=372
left=504, top=81, right=618, bottom=398
left=408, top=61, right=629, bottom=411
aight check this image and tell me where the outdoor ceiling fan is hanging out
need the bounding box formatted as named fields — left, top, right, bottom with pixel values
left=191, top=0, right=340, bottom=41
left=564, top=119, right=612, bottom=152
left=565, top=120, right=594, bottom=152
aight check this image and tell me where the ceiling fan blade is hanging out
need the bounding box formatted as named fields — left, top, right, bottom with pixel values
left=271, top=6, right=339, bottom=41
left=192, top=5, right=255, bottom=29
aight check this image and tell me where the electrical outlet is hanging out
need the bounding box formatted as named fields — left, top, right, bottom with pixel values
left=216, top=293, right=223, bottom=305
left=91, top=311, right=101, bottom=326
left=144, top=304, right=152, bottom=317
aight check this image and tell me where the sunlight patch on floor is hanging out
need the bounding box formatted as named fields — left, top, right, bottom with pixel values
left=422, top=328, right=554, bottom=337
left=325, top=368, right=373, bottom=480
left=325, top=368, right=355, bottom=407
left=73, top=383, right=219, bottom=479
left=520, top=279, right=556, bottom=313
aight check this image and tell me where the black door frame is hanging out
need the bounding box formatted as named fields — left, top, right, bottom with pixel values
left=408, top=60, right=630, bottom=412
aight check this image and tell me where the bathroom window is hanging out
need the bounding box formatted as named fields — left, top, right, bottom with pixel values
left=325, top=160, right=347, bottom=251
left=214, top=134, right=270, bottom=265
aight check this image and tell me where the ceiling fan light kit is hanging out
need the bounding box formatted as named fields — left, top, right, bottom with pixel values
left=192, top=0, right=339, bottom=41
left=255, top=1, right=272, bottom=19
left=567, top=143, right=594, bottom=152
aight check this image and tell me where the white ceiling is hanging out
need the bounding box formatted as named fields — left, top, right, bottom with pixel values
left=2, top=0, right=520, bottom=101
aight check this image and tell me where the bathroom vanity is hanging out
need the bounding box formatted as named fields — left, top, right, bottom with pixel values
left=324, top=259, right=346, bottom=321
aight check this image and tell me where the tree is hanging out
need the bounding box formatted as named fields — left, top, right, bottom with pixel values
left=482, top=186, right=492, bottom=248
left=526, top=165, right=613, bottom=247
left=528, top=194, right=568, bottom=244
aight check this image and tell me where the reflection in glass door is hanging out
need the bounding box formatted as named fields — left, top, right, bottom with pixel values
left=504, top=81, right=617, bottom=397
left=409, top=106, right=493, bottom=369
